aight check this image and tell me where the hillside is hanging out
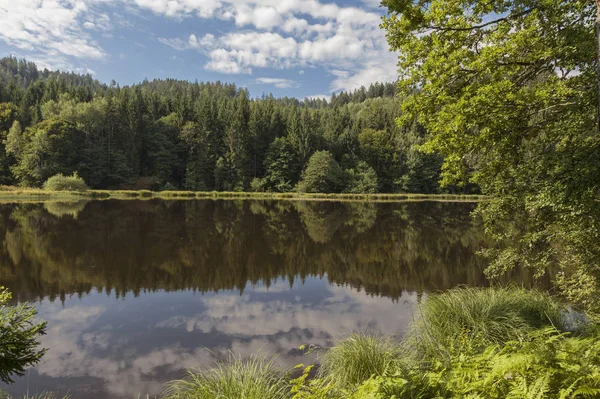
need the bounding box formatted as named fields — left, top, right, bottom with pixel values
left=0, top=56, right=458, bottom=193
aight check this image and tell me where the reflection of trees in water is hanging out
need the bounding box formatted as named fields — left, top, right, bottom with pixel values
left=0, top=200, right=539, bottom=303
left=43, top=201, right=89, bottom=219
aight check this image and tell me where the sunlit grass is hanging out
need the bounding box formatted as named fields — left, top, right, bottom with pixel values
left=317, top=333, right=403, bottom=389
left=0, top=186, right=487, bottom=203
left=162, top=354, right=291, bottom=399
left=406, top=286, right=567, bottom=361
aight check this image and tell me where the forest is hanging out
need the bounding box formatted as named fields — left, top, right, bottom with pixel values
left=0, top=57, right=450, bottom=194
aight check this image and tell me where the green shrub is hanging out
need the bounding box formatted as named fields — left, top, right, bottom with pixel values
left=0, top=287, right=47, bottom=383
left=317, top=333, right=402, bottom=389
left=406, top=286, right=566, bottom=361
left=162, top=354, right=291, bottom=399
left=42, top=172, right=88, bottom=192
left=297, top=151, right=345, bottom=194
left=250, top=177, right=267, bottom=192
left=344, top=162, right=378, bottom=194
left=365, top=328, right=600, bottom=399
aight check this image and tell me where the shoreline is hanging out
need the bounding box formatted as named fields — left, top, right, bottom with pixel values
left=0, top=188, right=487, bottom=203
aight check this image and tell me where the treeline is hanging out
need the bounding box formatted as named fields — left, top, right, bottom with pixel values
left=0, top=56, right=460, bottom=193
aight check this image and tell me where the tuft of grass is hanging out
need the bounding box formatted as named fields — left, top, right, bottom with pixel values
left=406, top=286, right=567, bottom=361
left=162, top=354, right=292, bottom=399
left=317, top=333, right=402, bottom=389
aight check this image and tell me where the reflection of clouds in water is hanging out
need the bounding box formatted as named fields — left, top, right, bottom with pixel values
left=159, top=284, right=416, bottom=338
left=23, top=281, right=416, bottom=398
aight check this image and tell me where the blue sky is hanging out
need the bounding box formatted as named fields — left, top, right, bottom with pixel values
left=0, top=0, right=398, bottom=99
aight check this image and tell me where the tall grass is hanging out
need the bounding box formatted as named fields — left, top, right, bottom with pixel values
left=317, top=333, right=403, bottom=389
left=405, top=286, right=566, bottom=361
left=162, top=354, right=291, bottom=399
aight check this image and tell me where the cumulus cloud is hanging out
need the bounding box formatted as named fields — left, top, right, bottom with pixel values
left=0, top=0, right=399, bottom=92
left=0, top=0, right=106, bottom=60
left=154, top=0, right=399, bottom=91
left=255, top=77, right=299, bottom=89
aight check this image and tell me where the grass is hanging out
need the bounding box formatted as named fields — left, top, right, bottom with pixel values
left=317, top=333, right=403, bottom=389
left=0, top=186, right=487, bottom=203
left=2, top=288, right=592, bottom=399
left=405, top=286, right=567, bottom=361
left=0, top=393, right=70, bottom=399
left=162, top=354, right=292, bottom=399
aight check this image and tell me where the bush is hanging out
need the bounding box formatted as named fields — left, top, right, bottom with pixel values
left=317, top=333, right=402, bottom=389
left=344, top=162, right=378, bottom=194
left=360, top=328, right=600, bottom=399
left=250, top=177, right=267, bottom=192
left=297, top=151, right=345, bottom=194
left=42, top=172, right=89, bottom=192
left=0, top=287, right=47, bottom=383
left=406, top=286, right=566, bottom=360
left=162, top=354, right=291, bottom=399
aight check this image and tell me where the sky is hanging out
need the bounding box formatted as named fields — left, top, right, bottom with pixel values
left=0, top=0, right=398, bottom=99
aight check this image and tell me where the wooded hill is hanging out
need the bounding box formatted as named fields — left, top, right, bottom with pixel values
left=0, top=56, right=460, bottom=193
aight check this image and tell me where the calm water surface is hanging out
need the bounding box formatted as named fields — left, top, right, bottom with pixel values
left=0, top=199, right=490, bottom=398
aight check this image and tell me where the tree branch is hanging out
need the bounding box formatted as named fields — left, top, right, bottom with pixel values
left=426, top=8, right=536, bottom=32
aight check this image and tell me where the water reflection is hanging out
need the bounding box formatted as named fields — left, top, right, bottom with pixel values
left=0, top=199, right=496, bottom=398
left=0, top=200, right=491, bottom=302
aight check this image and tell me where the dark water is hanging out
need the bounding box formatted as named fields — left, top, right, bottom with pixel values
left=0, top=199, right=494, bottom=398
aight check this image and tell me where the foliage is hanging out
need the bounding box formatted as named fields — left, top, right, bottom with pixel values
left=43, top=172, right=89, bottom=192
left=297, top=151, right=345, bottom=193
left=288, top=288, right=599, bottom=399
left=344, top=162, right=378, bottom=194
left=0, top=57, right=448, bottom=194
left=0, top=287, right=47, bottom=383
left=357, top=328, right=600, bottom=399
left=406, top=286, right=566, bottom=361
left=250, top=177, right=267, bottom=192
left=317, top=333, right=403, bottom=389
left=162, top=354, right=292, bottom=399
left=382, top=0, right=600, bottom=312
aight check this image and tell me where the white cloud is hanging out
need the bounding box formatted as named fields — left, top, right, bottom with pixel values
left=130, top=0, right=222, bottom=18
left=0, top=0, right=399, bottom=92
left=362, top=0, right=382, bottom=8
left=255, top=77, right=299, bottom=89
left=155, top=0, right=398, bottom=90
left=0, top=0, right=107, bottom=61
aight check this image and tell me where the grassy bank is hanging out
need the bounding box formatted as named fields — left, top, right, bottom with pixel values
left=0, top=186, right=486, bottom=203
left=3, top=287, right=597, bottom=399
left=162, top=287, right=598, bottom=399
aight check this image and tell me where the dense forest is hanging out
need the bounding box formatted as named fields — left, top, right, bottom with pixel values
left=0, top=56, right=456, bottom=194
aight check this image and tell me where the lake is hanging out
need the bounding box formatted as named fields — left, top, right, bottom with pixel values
left=0, top=199, right=490, bottom=398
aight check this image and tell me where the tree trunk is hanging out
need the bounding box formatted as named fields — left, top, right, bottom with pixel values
left=596, top=0, right=600, bottom=131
